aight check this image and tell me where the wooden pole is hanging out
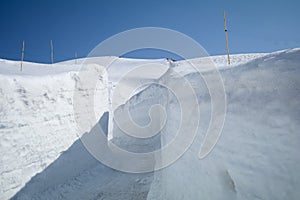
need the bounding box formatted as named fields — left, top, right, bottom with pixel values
left=20, top=40, right=25, bottom=71
left=224, top=11, right=231, bottom=65
left=50, top=39, right=54, bottom=64
left=75, top=51, right=77, bottom=64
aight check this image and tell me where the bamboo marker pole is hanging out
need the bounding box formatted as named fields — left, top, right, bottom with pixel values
left=20, top=40, right=25, bottom=71
left=75, top=51, right=77, bottom=64
left=50, top=40, right=54, bottom=64
left=224, top=11, right=231, bottom=65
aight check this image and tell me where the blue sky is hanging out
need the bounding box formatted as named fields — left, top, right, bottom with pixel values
left=0, top=0, right=299, bottom=63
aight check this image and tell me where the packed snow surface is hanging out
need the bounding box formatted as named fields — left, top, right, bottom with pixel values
left=0, top=49, right=299, bottom=199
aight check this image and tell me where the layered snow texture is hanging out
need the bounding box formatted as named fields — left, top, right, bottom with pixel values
left=1, top=49, right=300, bottom=199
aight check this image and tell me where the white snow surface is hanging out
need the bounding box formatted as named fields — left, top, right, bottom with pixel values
left=0, top=48, right=300, bottom=199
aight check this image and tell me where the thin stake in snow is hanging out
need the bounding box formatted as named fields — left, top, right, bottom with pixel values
left=75, top=51, right=77, bottom=64
left=224, top=11, right=231, bottom=65
left=20, top=40, right=25, bottom=71
left=50, top=40, right=54, bottom=64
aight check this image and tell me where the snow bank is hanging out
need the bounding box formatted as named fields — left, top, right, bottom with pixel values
left=0, top=61, right=110, bottom=199
left=0, top=57, right=168, bottom=199
left=1, top=48, right=300, bottom=199
left=148, top=48, right=300, bottom=200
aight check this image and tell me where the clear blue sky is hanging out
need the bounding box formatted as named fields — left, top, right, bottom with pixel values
left=0, top=0, right=299, bottom=63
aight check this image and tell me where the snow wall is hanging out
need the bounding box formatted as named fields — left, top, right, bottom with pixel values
left=1, top=49, right=300, bottom=199
left=147, top=49, right=300, bottom=200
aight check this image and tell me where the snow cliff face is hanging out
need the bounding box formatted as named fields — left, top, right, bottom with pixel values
left=148, top=49, right=300, bottom=200
left=0, top=71, right=79, bottom=199
left=1, top=49, right=300, bottom=200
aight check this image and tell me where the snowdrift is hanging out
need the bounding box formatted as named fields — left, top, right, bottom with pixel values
left=0, top=49, right=299, bottom=199
left=149, top=48, right=300, bottom=199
